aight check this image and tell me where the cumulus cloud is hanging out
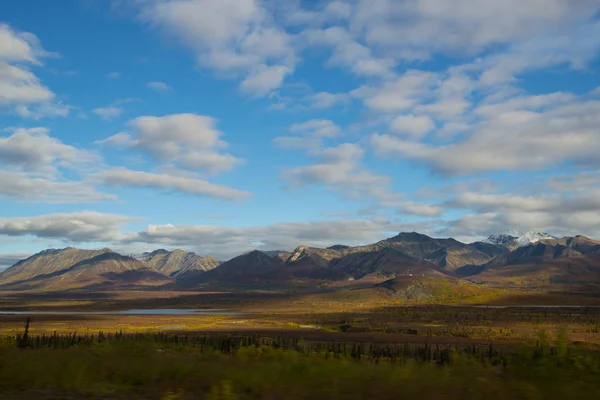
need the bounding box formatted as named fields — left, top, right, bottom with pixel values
left=97, top=113, right=245, bottom=173
left=282, top=143, right=392, bottom=201
left=302, top=26, right=396, bottom=78
left=0, top=24, right=67, bottom=117
left=352, top=70, right=437, bottom=112
left=350, top=0, right=600, bottom=60
left=136, top=0, right=295, bottom=96
left=95, top=168, right=252, bottom=200
left=0, top=127, right=99, bottom=172
left=372, top=95, right=600, bottom=175
left=0, top=128, right=110, bottom=203
left=389, top=114, right=435, bottom=138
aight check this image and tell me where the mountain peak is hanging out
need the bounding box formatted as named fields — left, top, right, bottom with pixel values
left=516, top=231, right=556, bottom=247
left=484, top=230, right=556, bottom=248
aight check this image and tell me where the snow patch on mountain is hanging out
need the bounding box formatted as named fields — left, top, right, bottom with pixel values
left=515, top=231, right=556, bottom=247
left=484, top=231, right=523, bottom=246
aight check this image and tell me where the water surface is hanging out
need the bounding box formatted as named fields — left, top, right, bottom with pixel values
left=0, top=308, right=247, bottom=315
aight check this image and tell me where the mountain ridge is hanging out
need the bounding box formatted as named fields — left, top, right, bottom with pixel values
left=1, top=231, right=598, bottom=290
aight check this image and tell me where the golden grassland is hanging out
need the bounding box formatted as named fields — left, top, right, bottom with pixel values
left=1, top=284, right=600, bottom=349
left=1, top=284, right=600, bottom=398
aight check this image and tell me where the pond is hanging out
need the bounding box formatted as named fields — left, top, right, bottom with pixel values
left=470, top=305, right=600, bottom=309
left=0, top=309, right=249, bottom=315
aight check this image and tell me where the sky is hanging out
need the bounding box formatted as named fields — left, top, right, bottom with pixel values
left=1, top=0, right=600, bottom=265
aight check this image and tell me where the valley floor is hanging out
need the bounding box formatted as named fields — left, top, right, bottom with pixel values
left=1, top=286, right=600, bottom=398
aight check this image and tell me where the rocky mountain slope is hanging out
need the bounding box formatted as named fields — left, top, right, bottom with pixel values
left=463, top=235, right=600, bottom=286
left=0, top=250, right=171, bottom=290
left=2, top=232, right=599, bottom=291
left=483, top=231, right=557, bottom=250
left=138, top=249, right=220, bottom=277
left=184, top=250, right=286, bottom=286
left=0, top=247, right=113, bottom=286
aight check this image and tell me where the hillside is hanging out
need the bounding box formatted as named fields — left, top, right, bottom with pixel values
left=344, top=232, right=506, bottom=270
left=0, top=252, right=171, bottom=290
left=0, top=247, right=112, bottom=286
left=464, top=235, right=600, bottom=286
left=183, top=250, right=286, bottom=286
left=138, top=249, right=220, bottom=277
left=331, top=247, right=449, bottom=280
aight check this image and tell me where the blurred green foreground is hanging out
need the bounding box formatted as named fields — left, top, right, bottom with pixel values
left=1, top=330, right=600, bottom=399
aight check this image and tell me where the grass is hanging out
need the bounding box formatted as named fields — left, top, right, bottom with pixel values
left=2, top=289, right=600, bottom=398
left=2, top=332, right=600, bottom=399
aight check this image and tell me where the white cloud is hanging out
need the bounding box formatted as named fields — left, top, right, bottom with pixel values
left=283, top=143, right=392, bottom=200
left=137, top=0, right=295, bottom=95
left=0, top=127, right=99, bottom=172
left=0, top=24, right=66, bottom=117
left=107, top=72, right=120, bottom=79
left=94, top=168, right=252, bottom=200
left=240, top=65, right=291, bottom=96
left=308, top=92, right=350, bottom=109
left=94, top=131, right=137, bottom=147
left=0, top=23, right=52, bottom=63
left=92, top=106, right=123, bottom=120
left=13, top=103, right=71, bottom=119
left=99, top=113, right=244, bottom=173
left=0, top=128, right=110, bottom=203
left=302, top=26, right=396, bottom=78
left=352, top=70, right=437, bottom=112
left=147, top=81, right=173, bottom=91
left=351, top=0, right=600, bottom=60
left=290, top=119, right=343, bottom=138
left=372, top=96, right=600, bottom=175
left=389, top=114, right=435, bottom=138
left=0, top=171, right=115, bottom=203
left=0, top=211, right=136, bottom=243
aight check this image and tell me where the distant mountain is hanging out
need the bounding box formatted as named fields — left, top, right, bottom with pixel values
left=331, top=247, right=449, bottom=280
left=284, top=246, right=345, bottom=280
left=483, top=231, right=557, bottom=250
left=463, top=235, right=600, bottom=286
left=0, top=247, right=112, bottom=286
left=373, top=232, right=506, bottom=270
left=0, top=250, right=171, bottom=290
left=138, top=249, right=220, bottom=277
left=4, top=232, right=598, bottom=291
left=187, top=250, right=286, bottom=285
left=515, top=231, right=556, bottom=247
left=484, top=233, right=520, bottom=248
left=262, top=250, right=291, bottom=260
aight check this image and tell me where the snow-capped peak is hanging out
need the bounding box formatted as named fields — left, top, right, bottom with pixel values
left=484, top=230, right=556, bottom=248
left=484, top=232, right=521, bottom=246
left=515, top=231, right=556, bottom=247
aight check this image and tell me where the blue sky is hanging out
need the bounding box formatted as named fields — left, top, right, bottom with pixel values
left=1, top=0, right=600, bottom=264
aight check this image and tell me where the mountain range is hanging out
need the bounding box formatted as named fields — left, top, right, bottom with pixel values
left=1, top=231, right=599, bottom=291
